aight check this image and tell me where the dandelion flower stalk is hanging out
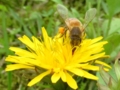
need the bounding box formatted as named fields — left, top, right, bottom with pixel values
left=5, top=27, right=111, bottom=89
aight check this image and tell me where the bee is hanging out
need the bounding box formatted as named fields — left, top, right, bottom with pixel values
left=57, top=4, right=97, bottom=47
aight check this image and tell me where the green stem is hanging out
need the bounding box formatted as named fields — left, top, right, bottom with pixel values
left=2, top=11, right=12, bottom=90
left=96, top=0, right=102, bottom=36
left=106, top=17, right=112, bottom=36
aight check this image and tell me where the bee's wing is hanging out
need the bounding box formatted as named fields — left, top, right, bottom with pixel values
left=57, top=4, right=68, bottom=20
left=83, top=8, right=97, bottom=29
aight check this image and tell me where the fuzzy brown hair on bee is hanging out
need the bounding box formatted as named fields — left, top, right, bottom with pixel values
left=65, top=18, right=84, bottom=46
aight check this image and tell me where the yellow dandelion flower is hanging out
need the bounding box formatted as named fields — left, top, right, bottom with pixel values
left=5, top=27, right=110, bottom=89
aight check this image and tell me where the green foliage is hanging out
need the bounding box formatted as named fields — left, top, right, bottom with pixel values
left=97, top=60, right=120, bottom=90
left=0, top=0, right=120, bottom=90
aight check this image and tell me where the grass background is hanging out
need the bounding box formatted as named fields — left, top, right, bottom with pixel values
left=0, top=0, right=120, bottom=90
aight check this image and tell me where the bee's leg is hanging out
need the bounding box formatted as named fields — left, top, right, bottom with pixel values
left=64, top=26, right=69, bottom=37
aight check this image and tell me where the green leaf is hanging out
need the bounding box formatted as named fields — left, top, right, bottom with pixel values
left=99, top=67, right=117, bottom=88
left=0, top=5, right=8, bottom=12
left=114, top=60, right=120, bottom=80
left=104, top=33, right=120, bottom=62
left=106, top=0, right=120, bottom=17
left=97, top=83, right=110, bottom=90
left=102, top=18, right=120, bottom=38
left=52, top=0, right=63, bottom=4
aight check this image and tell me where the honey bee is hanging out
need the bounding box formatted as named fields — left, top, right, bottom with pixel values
left=57, top=4, right=96, bottom=47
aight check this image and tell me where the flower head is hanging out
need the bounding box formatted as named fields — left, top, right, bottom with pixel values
left=5, top=27, right=110, bottom=89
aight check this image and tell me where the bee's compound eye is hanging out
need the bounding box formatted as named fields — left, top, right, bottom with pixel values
left=59, top=27, right=65, bottom=34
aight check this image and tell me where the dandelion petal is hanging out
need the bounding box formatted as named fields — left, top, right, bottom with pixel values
left=65, top=72, right=78, bottom=89
left=95, top=60, right=111, bottom=68
left=5, top=64, right=34, bottom=71
left=18, top=35, right=34, bottom=50
left=82, top=65, right=99, bottom=71
left=68, top=68, right=84, bottom=76
left=82, top=70, right=98, bottom=80
left=51, top=72, right=61, bottom=83
left=28, top=70, right=51, bottom=86
left=60, top=71, right=66, bottom=82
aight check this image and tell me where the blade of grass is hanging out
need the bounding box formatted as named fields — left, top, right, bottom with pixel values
left=96, top=0, right=102, bottom=36
left=2, top=11, right=12, bottom=90
left=9, top=8, right=32, bottom=37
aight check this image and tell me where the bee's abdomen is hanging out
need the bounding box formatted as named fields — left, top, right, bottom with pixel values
left=70, top=27, right=81, bottom=46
